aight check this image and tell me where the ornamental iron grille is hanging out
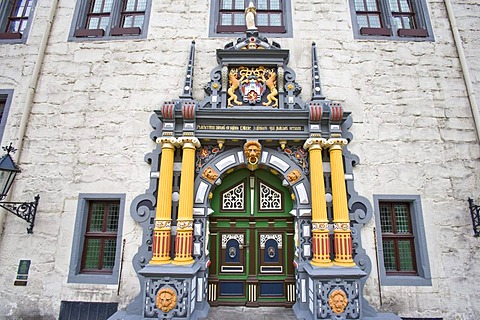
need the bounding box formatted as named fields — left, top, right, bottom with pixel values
left=258, top=181, right=282, bottom=211
left=221, top=181, right=245, bottom=211
left=468, top=198, right=480, bottom=237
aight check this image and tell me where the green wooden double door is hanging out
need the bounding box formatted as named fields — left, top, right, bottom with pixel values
left=208, top=169, right=295, bottom=307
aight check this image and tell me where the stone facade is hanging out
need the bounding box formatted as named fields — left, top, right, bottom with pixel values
left=0, top=1, right=479, bottom=319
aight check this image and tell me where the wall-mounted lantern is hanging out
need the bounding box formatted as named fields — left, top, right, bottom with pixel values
left=468, top=198, right=480, bottom=237
left=0, top=143, right=39, bottom=234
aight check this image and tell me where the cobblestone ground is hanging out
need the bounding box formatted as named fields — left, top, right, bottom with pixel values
left=200, top=307, right=296, bottom=320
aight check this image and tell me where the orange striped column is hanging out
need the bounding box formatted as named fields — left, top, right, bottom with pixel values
left=150, top=137, right=177, bottom=265
left=328, top=138, right=356, bottom=267
left=303, top=138, right=332, bottom=267
left=173, top=137, right=201, bottom=265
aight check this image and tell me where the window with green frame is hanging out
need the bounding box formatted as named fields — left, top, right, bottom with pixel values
left=373, top=195, right=432, bottom=286
left=81, top=200, right=120, bottom=274
left=68, top=193, right=125, bottom=284
left=379, top=202, right=417, bottom=275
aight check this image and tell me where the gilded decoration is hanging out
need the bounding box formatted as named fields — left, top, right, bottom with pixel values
left=287, top=169, right=301, bottom=183
left=155, top=220, right=171, bottom=229
left=328, top=289, right=348, bottom=315
left=312, top=222, right=328, bottom=230
left=244, top=140, right=262, bottom=166
left=334, top=223, right=350, bottom=231
left=202, top=166, right=219, bottom=183
left=227, top=67, right=278, bottom=108
left=156, top=287, right=177, bottom=313
left=177, top=220, right=193, bottom=229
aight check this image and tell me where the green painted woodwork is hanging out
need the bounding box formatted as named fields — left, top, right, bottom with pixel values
left=210, top=169, right=294, bottom=306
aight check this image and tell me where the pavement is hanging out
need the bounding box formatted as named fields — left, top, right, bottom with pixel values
left=200, top=306, right=296, bottom=320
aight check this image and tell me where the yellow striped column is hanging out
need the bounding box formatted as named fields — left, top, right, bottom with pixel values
left=173, top=137, right=201, bottom=265
left=150, top=137, right=177, bottom=265
left=328, top=138, right=356, bottom=267
left=303, top=138, right=332, bottom=267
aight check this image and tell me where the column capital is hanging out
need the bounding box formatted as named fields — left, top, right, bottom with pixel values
left=303, top=138, right=327, bottom=150
left=326, top=138, right=348, bottom=150
left=178, top=136, right=201, bottom=149
left=156, top=137, right=178, bottom=148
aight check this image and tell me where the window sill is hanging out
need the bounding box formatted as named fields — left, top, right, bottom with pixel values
left=359, top=27, right=391, bottom=36
left=111, top=27, right=141, bottom=36
left=381, top=275, right=432, bottom=286
left=0, top=32, right=22, bottom=39
left=398, top=28, right=428, bottom=37
left=74, top=28, right=105, bottom=38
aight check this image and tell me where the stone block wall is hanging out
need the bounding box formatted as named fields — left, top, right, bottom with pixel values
left=0, top=0, right=479, bottom=319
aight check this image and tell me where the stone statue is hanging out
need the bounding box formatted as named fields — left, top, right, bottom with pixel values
left=245, top=2, right=257, bottom=30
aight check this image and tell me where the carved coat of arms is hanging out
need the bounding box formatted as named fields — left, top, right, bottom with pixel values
left=228, top=66, right=278, bottom=108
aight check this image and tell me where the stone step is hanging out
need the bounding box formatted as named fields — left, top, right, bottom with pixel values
left=200, top=306, right=296, bottom=320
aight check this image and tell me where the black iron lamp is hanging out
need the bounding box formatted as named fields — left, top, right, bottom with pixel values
left=468, top=198, right=480, bottom=237
left=0, top=143, right=39, bottom=234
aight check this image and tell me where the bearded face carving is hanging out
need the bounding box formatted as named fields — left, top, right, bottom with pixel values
left=156, top=287, right=177, bottom=313
left=328, top=289, right=348, bottom=315
left=244, top=141, right=262, bottom=166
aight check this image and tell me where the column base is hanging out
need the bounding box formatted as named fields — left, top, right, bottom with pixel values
left=172, top=257, right=195, bottom=265
left=333, top=260, right=357, bottom=267
left=310, top=260, right=333, bottom=267
left=149, top=258, right=172, bottom=265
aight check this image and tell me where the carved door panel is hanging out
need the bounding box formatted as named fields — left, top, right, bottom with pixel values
left=208, top=169, right=295, bottom=307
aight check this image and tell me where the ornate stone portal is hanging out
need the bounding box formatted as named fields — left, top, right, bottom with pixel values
left=109, top=5, right=401, bottom=320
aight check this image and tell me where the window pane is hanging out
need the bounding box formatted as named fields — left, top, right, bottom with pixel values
left=99, top=16, right=110, bottom=30
left=84, top=239, right=101, bottom=269
left=257, top=13, right=268, bottom=26
left=222, top=0, right=232, bottom=10
left=257, top=0, right=267, bottom=10
left=221, top=13, right=232, bottom=25
left=357, top=15, right=368, bottom=28
left=270, top=0, right=281, bottom=10
left=388, top=0, right=399, bottom=11
left=398, top=240, right=414, bottom=271
left=400, top=0, right=411, bottom=12
left=89, top=203, right=105, bottom=231
left=392, top=16, right=401, bottom=29
left=123, top=15, right=133, bottom=27
left=102, top=239, right=117, bottom=269
left=368, top=14, right=381, bottom=28
left=104, top=0, right=114, bottom=12
left=133, top=15, right=144, bottom=28
left=92, top=0, right=103, bottom=13
left=270, top=13, right=282, bottom=26
left=125, top=0, right=135, bottom=11
left=107, top=203, right=119, bottom=232
left=366, top=0, right=378, bottom=11
left=87, top=17, right=99, bottom=29
left=233, top=13, right=245, bottom=26
left=137, top=0, right=147, bottom=11
left=379, top=204, right=393, bottom=233
left=354, top=0, right=365, bottom=11
left=394, top=204, right=410, bottom=234
left=234, top=0, right=244, bottom=10
left=402, top=16, right=414, bottom=29
left=383, top=240, right=396, bottom=271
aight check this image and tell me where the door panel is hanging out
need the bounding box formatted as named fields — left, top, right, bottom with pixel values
left=208, top=169, right=295, bottom=307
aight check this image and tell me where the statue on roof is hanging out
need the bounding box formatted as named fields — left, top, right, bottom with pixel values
left=245, top=2, right=257, bottom=30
